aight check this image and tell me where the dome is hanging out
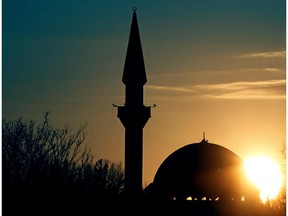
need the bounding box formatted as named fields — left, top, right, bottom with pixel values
left=147, top=140, right=259, bottom=202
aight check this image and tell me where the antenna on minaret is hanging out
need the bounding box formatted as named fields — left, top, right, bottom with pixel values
left=203, top=131, right=205, bottom=140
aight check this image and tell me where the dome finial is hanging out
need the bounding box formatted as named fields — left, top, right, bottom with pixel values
left=133, top=7, right=137, bottom=12
left=201, top=131, right=208, bottom=143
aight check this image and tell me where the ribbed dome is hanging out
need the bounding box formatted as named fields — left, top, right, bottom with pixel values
left=148, top=140, right=259, bottom=202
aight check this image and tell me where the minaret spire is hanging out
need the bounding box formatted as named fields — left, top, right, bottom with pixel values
left=116, top=9, right=151, bottom=195
left=122, top=7, right=147, bottom=87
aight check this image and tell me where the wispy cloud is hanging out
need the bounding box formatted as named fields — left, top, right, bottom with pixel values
left=263, top=68, right=283, bottom=72
left=198, top=79, right=286, bottom=99
left=147, top=85, right=195, bottom=93
left=147, top=79, right=286, bottom=100
left=236, top=50, right=286, bottom=58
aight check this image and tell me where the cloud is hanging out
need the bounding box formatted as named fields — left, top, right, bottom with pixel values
left=147, top=85, right=195, bottom=93
left=147, top=79, right=286, bottom=100
left=198, top=79, right=286, bottom=99
left=236, top=50, right=286, bottom=59
left=263, top=68, right=282, bottom=72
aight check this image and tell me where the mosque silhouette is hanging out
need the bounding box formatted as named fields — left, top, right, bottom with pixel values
left=115, top=8, right=269, bottom=216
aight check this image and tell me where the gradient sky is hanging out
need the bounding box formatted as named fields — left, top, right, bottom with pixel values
left=3, top=0, right=286, bottom=186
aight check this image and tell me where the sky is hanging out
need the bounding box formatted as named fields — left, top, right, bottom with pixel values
left=3, top=0, right=286, bottom=186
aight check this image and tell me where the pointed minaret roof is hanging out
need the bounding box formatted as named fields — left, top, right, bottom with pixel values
left=122, top=8, right=147, bottom=86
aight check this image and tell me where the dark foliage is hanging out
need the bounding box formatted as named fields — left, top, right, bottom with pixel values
left=2, top=112, right=124, bottom=214
left=269, top=144, right=286, bottom=216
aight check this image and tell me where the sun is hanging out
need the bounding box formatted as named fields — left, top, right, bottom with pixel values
left=244, top=156, right=283, bottom=203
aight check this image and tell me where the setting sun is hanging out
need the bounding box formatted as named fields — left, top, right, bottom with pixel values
left=244, top=156, right=283, bottom=203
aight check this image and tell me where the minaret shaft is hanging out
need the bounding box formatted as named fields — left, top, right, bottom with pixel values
left=118, top=105, right=150, bottom=193
left=125, top=85, right=143, bottom=106
left=124, top=128, right=143, bottom=193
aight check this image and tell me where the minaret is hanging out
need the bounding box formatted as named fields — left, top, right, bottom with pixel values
left=116, top=8, right=151, bottom=194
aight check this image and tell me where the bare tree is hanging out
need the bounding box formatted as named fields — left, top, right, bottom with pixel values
left=2, top=112, right=124, bottom=209
left=268, top=144, right=286, bottom=216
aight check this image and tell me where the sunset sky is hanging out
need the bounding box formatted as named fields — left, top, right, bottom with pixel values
left=3, top=0, right=286, bottom=185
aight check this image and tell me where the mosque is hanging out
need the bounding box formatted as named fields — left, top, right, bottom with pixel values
left=115, top=8, right=264, bottom=215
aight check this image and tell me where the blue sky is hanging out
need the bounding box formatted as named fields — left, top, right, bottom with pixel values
left=3, top=0, right=286, bottom=185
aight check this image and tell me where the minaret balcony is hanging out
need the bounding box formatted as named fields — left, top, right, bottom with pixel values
left=117, top=105, right=151, bottom=129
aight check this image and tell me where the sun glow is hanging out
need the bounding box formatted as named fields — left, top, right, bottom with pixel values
left=244, top=156, right=283, bottom=203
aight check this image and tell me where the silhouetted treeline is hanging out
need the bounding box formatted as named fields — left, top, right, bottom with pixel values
left=269, top=144, right=286, bottom=216
left=2, top=112, right=285, bottom=216
left=2, top=112, right=124, bottom=214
